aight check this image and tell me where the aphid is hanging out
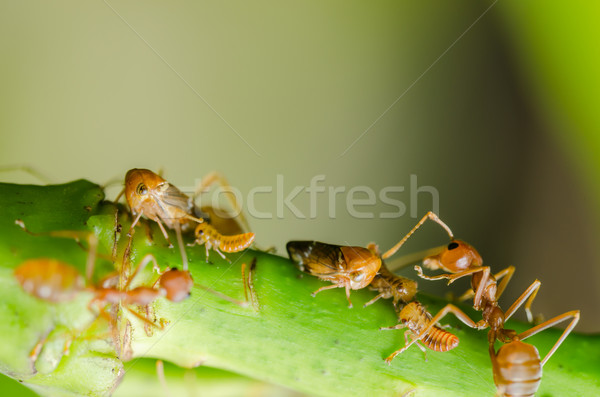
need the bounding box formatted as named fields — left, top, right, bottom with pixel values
left=364, top=264, right=418, bottom=309
left=188, top=222, right=255, bottom=263
left=363, top=243, right=417, bottom=310
left=120, top=168, right=208, bottom=270
left=406, top=213, right=580, bottom=395
left=286, top=241, right=381, bottom=308
left=380, top=301, right=459, bottom=362
left=120, top=169, right=255, bottom=270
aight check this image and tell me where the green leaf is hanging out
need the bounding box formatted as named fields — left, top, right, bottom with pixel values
left=1, top=180, right=599, bottom=396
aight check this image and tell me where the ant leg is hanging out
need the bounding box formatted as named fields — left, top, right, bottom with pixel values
left=504, top=280, right=541, bottom=323
left=195, top=284, right=249, bottom=307
left=0, top=165, right=51, bottom=184
left=382, top=211, right=454, bottom=260
left=111, top=208, right=121, bottom=262
left=156, top=360, right=173, bottom=397
left=387, top=304, right=480, bottom=362
left=173, top=223, right=188, bottom=271
left=248, top=259, right=259, bottom=310
left=29, top=335, right=48, bottom=364
left=517, top=310, right=580, bottom=366
left=114, top=186, right=126, bottom=203
left=193, top=171, right=250, bottom=232
left=241, top=259, right=259, bottom=311
left=125, top=254, right=159, bottom=290
left=241, top=263, right=249, bottom=302
left=493, top=266, right=515, bottom=301
left=456, top=266, right=515, bottom=303
left=455, top=289, right=474, bottom=302
left=415, top=265, right=490, bottom=309
left=124, top=306, right=164, bottom=331
left=15, top=221, right=99, bottom=285
left=84, top=233, right=99, bottom=284
left=385, top=244, right=447, bottom=272
left=414, top=265, right=483, bottom=284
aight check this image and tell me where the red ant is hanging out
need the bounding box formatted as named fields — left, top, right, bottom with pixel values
left=383, top=212, right=580, bottom=395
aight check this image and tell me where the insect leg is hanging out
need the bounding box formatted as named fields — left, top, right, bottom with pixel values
left=125, top=254, right=160, bottom=290
left=387, top=304, right=479, bottom=362
left=156, top=360, right=173, bottom=397
left=344, top=284, right=353, bottom=308
left=382, top=211, right=454, bottom=260
left=195, top=284, right=249, bottom=307
left=173, top=223, right=188, bottom=271
left=504, top=279, right=541, bottom=323
left=193, top=171, right=250, bottom=232
left=493, top=266, right=516, bottom=301
left=311, top=283, right=342, bottom=297
left=124, top=305, right=164, bottom=331
left=363, top=293, right=385, bottom=308
left=517, top=310, right=580, bottom=366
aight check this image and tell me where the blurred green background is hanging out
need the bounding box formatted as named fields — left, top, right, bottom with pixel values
left=1, top=1, right=599, bottom=395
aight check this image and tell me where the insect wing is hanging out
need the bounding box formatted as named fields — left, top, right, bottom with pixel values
left=156, top=183, right=193, bottom=213
left=287, top=241, right=343, bottom=275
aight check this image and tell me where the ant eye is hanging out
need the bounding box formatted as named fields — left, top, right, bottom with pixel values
left=136, top=183, right=148, bottom=195
left=448, top=242, right=459, bottom=250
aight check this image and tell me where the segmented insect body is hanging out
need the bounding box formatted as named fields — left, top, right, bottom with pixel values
left=123, top=169, right=211, bottom=271
left=198, top=205, right=245, bottom=236
left=365, top=263, right=417, bottom=309
left=190, top=222, right=255, bottom=262
left=14, top=259, right=84, bottom=302
left=491, top=340, right=541, bottom=397
left=124, top=168, right=205, bottom=232
left=406, top=213, right=580, bottom=395
left=286, top=241, right=381, bottom=308
left=381, top=301, right=459, bottom=362
left=14, top=257, right=192, bottom=309
left=402, top=302, right=459, bottom=352
left=123, top=169, right=255, bottom=268
left=13, top=253, right=194, bottom=364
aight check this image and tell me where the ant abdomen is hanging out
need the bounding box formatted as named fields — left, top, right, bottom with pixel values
left=492, top=340, right=542, bottom=397
left=14, top=259, right=84, bottom=303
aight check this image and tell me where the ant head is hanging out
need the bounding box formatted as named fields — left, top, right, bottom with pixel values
left=159, top=268, right=193, bottom=302
left=124, top=169, right=166, bottom=210
left=423, top=240, right=482, bottom=272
